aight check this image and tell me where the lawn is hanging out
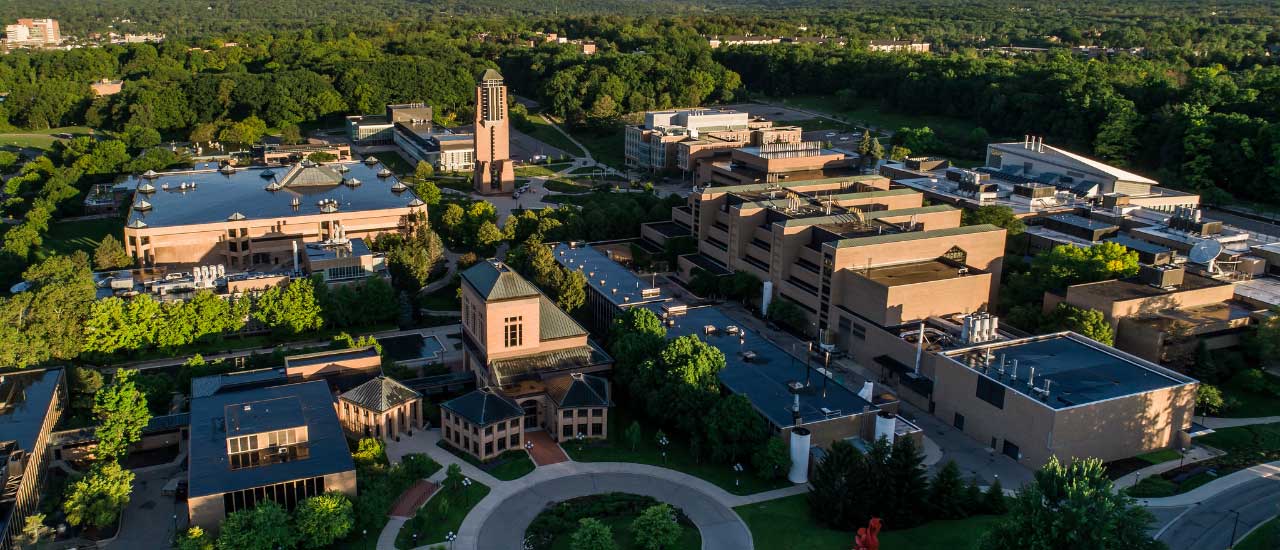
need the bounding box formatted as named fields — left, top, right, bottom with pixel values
left=1236, top=516, right=1280, bottom=550
left=0, top=126, right=95, bottom=151
left=436, top=440, right=537, bottom=481
left=772, top=96, right=976, bottom=139
left=566, top=124, right=626, bottom=170
left=544, top=179, right=594, bottom=194
left=546, top=513, right=700, bottom=550
left=1137, top=448, right=1184, bottom=465
left=395, top=481, right=491, bottom=548
left=515, top=163, right=565, bottom=177
left=518, top=113, right=587, bottom=158
left=418, top=278, right=460, bottom=311
left=1218, top=369, right=1280, bottom=418
left=1126, top=422, right=1280, bottom=497
left=373, top=151, right=416, bottom=176
left=562, top=402, right=791, bottom=496
left=735, top=494, right=1004, bottom=550
left=35, top=217, right=124, bottom=261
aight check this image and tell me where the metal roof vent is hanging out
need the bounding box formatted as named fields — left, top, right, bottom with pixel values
left=127, top=219, right=148, bottom=229
left=138, top=182, right=156, bottom=194
left=132, top=199, right=152, bottom=211
left=377, top=168, right=393, bottom=178
left=227, top=212, right=247, bottom=221
left=364, top=156, right=378, bottom=165
left=141, top=169, right=160, bottom=179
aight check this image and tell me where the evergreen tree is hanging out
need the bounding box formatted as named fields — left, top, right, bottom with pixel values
left=625, top=421, right=643, bottom=452
left=983, top=477, right=1008, bottom=515
left=807, top=440, right=870, bottom=530
left=857, top=129, right=872, bottom=157
left=93, top=234, right=132, bottom=270
left=883, top=437, right=928, bottom=529
left=869, top=137, right=885, bottom=161
left=928, top=461, right=968, bottom=520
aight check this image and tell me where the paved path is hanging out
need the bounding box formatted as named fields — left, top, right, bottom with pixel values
left=1153, top=475, right=1280, bottom=550
left=1202, top=415, right=1280, bottom=429
left=526, top=430, right=569, bottom=466
left=105, top=463, right=186, bottom=550
left=390, top=480, right=439, bottom=518
left=385, top=429, right=501, bottom=487
left=461, top=463, right=762, bottom=550
left=1114, top=446, right=1221, bottom=491
left=1140, top=460, right=1280, bottom=508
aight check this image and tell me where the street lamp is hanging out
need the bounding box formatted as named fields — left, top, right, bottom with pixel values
left=733, top=463, right=744, bottom=488
left=446, top=531, right=457, bottom=550
left=462, top=477, right=473, bottom=508
left=576, top=431, right=585, bottom=453
left=1180, top=447, right=1188, bottom=468
left=658, top=434, right=669, bottom=464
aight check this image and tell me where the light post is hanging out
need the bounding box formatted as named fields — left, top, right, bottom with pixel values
left=462, top=477, right=473, bottom=509
left=413, top=532, right=418, bottom=546
left=576, top=432, right=585, bottom=453
left=1228, top=509, right=1241, bottom=549
left=733, top=463, right=744, bottom=488
left=446, top=531, right=457, bottom=550
left=658, top=434, right=669, bottom=464
left=1180, top=447, right=1188, bottom=468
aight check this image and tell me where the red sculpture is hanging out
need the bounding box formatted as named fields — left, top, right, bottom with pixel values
left=853, top=517, right=881, bottom=550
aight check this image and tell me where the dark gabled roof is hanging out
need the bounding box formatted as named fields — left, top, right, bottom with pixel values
left=540, top=295, right=588, bottom=340
left=490, top=341, right=612, bottom=383
left=545, top=373, right=611, bottom=408
left=191, top=368, right=288, bottom=398
left=479, top=68, right=504, bottom=82
left=441, top=389, right=523, bottom=426
left=461, top=260, right=540, bottom=301
left=340, top=376, right=420, bottom=413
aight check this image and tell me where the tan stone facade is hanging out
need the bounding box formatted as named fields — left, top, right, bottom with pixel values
left=337, top=393, right=423, bottom=441
left=440, top=408, right=524, bottom=461
left=473, top=70, right=515, bottom=195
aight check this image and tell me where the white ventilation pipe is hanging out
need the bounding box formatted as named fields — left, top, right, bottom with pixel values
left=788, top=428, right=811, bottom=484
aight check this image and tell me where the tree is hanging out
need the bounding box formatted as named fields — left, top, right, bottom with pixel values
left=477, top=220, right=504, bottom=248
left=254, top=278, right=324, bottom=334
left=1249, top=309, right=1280, bottom=367
left=217, top=500, right=296, bottom=550
left=977, top=457, right=1162, bottom=550
left=1196, top=384, right=1225, bottom=417
left=962, top=205, right=1026, bottom=236
left=630, top=504, right=680, bottom=550
left=983, top=478, right=1007, bottom=515
left=352, top=437, right=385, bottom=469
left=443, top=463, right=465, bottom=494
left=176, top=527, right=215, bottom=550
left=704, top=394, right=767, bottom=464
left=15, top=513, right=53, bottom=549
left=857, top=129, right=872, bottom=157
left=93, top=234, right=132, bottom=270
left=808, top=440, right=869, bottom=530
left=64, top=461, right=134, bottom=529
left=93, top=369, right=151, bottom=461
left=556, top=269, right=587, bottom=312
left=280, top=124, right=303, bottom=145
left=0, top=254, right=96, bottom=368
left=868, top=137, right=885, bottom=161
left=570, top=518, right=616, bottom=550
left=767, top=298, right=809, bottom=336
left=1044, top=304, right=1113, bottom=345
left=121, top=124, right=162, bottom=150
left=69, top=366, right=105, bottom=411
left=888, top=145, right=912, bottom=161
left=294, top=493, right=354, bottom=549
left=928, top=461, right=968, bottom=520
left=414, top=160, right=435, bottom=180
left=752, top=437, right=790, bottom=480
left=414, top=180, right=441, bottom=206
left=307, top=152, right=337, bottom=163
left=883, top=437, right=929, bottom=529
left=625, top=421, right=643, bottom=452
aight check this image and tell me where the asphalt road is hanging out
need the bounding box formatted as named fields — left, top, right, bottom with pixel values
left=473, top=472, right=752, bottom=550
left=1155, top=475, right=1280, bottom=550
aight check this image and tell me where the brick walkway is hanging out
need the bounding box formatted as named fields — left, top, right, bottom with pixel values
left=525, top=430, right=568, bottom=466
left=390, top=480, right=439, bottom=518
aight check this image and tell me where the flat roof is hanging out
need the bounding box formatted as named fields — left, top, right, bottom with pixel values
left=188, top=380, right=354, bottom=498
left=832, top=224, right=1002, bottom=248
left=1107, top=235, right=1172, bottom=256
left=777, top=205, right=955, bottom=229
left=856, top=258, right=979, bottom=287
left=1046, top=214, right=1117, bottom=232
left=125, top=161, right=419, bottom=229
left=648, top=304, right=874, bottom=427
left=378, top=333, right=446, bottom=363
left=225, top=396, right=305, bottom=436
left=0, top=368, right=62, bottom=452
left=703, top=174, right=884, bottom=196
left=553, top=243, right=668, bottom=308
left=284, top=347, right=380, bottom=369
left=1234, top=276, right=1280, bottom=308
left=1069, top=272, right=1225, bottom=301
left=304, top=238, right=371, bottom=261
left=944, top=333, right=1193, bottom=409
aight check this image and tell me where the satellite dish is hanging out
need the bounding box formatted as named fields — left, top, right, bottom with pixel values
left=1188, top=239, right=1223, bottom=266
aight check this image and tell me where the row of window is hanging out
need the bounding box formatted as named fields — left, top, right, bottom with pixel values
left=561, top=423, right=604, bottom=438
left=445, top=425, right=520, bottom=457
left=222, top=476, right=326, bottom=517
left=561, top=408, right=605, bottom=419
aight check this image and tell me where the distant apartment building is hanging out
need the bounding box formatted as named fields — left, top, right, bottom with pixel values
left=706, top=35, right=782, bottom=48
left=868, top=40, right=930, bottom=53
left=0, top=368, right=64, bottom=550
left=4, top=19, right=60, bottom=46
left=624, top=108, right=801, bottom=173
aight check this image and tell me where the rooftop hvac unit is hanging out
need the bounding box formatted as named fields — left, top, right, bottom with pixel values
left=1138, top=264, right=1185, bottom=289
left=742, top=350, right=757, bottom=362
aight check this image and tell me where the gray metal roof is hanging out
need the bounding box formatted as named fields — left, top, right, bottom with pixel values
left=188, top=380, right=354, bottom=498
left=124, top=161, right=419, bottom=228
left=441, top=389, right=522, bottom=426
left=461, top=260, right=540, bottom=301
left=225, top=396, right=305, bottom=437
left=545, top=373, right=611, bottom=408
left=191, top=368, right=288, bottom=398
left=339, top=376, right=420, bottom=413
left=490, top=340, right=612, bottom=383
left=539, top=295, right=589, bottom=340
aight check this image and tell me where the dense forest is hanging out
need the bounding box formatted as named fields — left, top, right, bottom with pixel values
left=0, top=2, right=1278, bottom=204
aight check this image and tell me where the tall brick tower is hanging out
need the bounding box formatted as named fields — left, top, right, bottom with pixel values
left=473, top=69, right=515, bottom=195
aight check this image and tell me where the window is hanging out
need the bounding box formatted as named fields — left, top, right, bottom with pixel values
left=562, top=425, right=573, bottom=438
left=510, top=420, right=519, bottom=430
left=563, top=410, right=573, bottom=419
left=504, top=316, right=523, bottom=347
left=592, top=409, right=603, bottom=417
left=497, top=437, right=507, bottom=451
left=975, top=376, right=1006, bottom=410
left=953, top=413, right=965, bottom=431
left=577, top=409, right=587, bottom=418
left=592, top=423, right=603, bottom=436
left=485, top=426, right=493, bottom=436
left=943, top=246, right=967, bottom=265
left=229, top=241, right=238, bottom=252
left=444, top=427, right=452, bottom=440
left=509, top=434, right=519, bottom=446
left=484, top=442, right=493, bottom=455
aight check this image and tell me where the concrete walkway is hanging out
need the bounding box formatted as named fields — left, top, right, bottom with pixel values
left=1202, top=415, right=1280, bottom=429
left=1114, top=446, right=1222, bottom=491
left=1140, top=459, right=1280, bottom=508
left=385, top=429, right=501, bottom=487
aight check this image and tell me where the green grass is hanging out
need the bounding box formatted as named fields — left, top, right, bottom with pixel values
left=546, top=513, right=700, bottom=550
left=514, top=162, right=573, bottom=178
left=772, top=96, right=975, bottom=138
left=1124, top=422, right=1280, bottom=497
left=562, top=402, right=790, bottom=496
left=518, top=114, right=587, bottom=158
left=35, top=217, right=124, bottom=261
left=1218, top=370, right=1280, bottom=418
left=735, top=494, right=1003, bottom=550
left=1137, top=448, right=1184, bottom=465
left=544, top=179, right=594, bottom=194
left=374, top=151, right=416, bottom=176
left=418, top=278, right=461, bottom=311
left=395, top=481, right=490, bottom=548
left=1236, top=516, right=1280, bottom=550
left=488, top=453, right=537, bottom=480
left=436, top=441, right=537, bottom=481
left=567, top=165, right=609, bottom=176
left=566, top=124, right=625, bottom=170
left=0, top=126, right=97, bottom=151
left=1124, top=473, right=1220, bottom=498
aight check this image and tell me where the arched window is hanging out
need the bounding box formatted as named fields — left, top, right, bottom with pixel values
left=944, top=246, right=967, bottom=265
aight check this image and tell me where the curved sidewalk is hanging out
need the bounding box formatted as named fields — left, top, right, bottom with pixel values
left=1201, top=415, right=1280, bottom=429
left=1140, top=459, right=1280, bottom=508
left=454, top=462, right=780, bottom=550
